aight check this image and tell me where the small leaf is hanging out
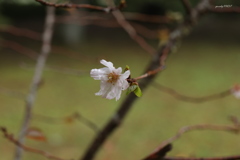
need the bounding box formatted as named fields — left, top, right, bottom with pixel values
left=126, top=85, right=138, bottom=95
left=134, top=86, right=142, bottom=97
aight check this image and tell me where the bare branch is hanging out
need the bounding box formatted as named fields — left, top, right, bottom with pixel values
left=134, top=46, right=170, bottom=80
left=143, top=144, right=172, bottom=160
left=111, top=9, right=156, bottom=55
left=152, top=82, right=231, bottom=103
left=14, top=6, right=56, bottom=160
left=102, top=0, right=157, bottom=55
left=35, top=0, right=126, bottom=13
left=143, top=121, right=240, bottom=160
left=0, top=25, right=41, bottom=40
left=0, top=127, right=72, bottom=160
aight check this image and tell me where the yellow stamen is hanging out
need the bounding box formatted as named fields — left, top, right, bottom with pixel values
left=107, top=72, right=119, bottom=84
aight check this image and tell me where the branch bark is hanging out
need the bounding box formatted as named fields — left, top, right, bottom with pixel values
left=14, top=6, right=55, bottom=160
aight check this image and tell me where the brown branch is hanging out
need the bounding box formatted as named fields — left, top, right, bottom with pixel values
left=0, top=39, right=38, bottom=60
left=143, top=121, right=240, bottom=160
left=0, top=25, right=41, bottom=40
left=35, top=0, right=125, bottom=13
left=14, top=7, right=56, bottom=160
left=104, top=0, right=157, bottom=55
left=111, top=9, right=156, bottom=55
left=152, top=82, right=231, bottom=103
left=134, top=46, right=170, bottom=80
left=143, top=144, right=172, bottom=160
left=0, top=127, right=72, bottom=160
left=80, top=1, right=212, bottom=160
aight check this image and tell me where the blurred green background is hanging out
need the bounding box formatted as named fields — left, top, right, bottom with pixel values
left=0, top=0, right=240, bottom=160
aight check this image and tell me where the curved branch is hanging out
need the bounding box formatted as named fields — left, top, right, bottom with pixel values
left=1, top=127, right=71, bottom=160
left=152, top=82, right=231, bottom=103
left=143, top=121, right=240, bottom=160
left=35, top=0, right=125, bottom=13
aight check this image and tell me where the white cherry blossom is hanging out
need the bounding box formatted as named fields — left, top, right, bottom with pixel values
left=90, top=59, right=130, bottom=101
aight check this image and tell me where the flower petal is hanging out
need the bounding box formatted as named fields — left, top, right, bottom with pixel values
left=106, top=85, right=122, bottom=101
left=95, top=81, right=112, bottom=97
left=121, top=70, right=130, bottom=79
left=100, top=59, right=115, bottom=71
left=121, top=79, right=129, bottom=90
left=90, top=68, right=109, bottom=81
left=114, top=87, right=122, bottom=101
left=114, top=67, right=122, bottom=75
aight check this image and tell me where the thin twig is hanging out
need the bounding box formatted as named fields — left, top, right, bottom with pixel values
left=161, top=124, right=239, bottom=151
left=0, top=127, right=72, bottom=160
left=0, top=25, right=41, bottom=40
left=35, top=0, right=126, bottom=13
left=111, top=10, right=157, bottom=55
left=152, top=82, right=231, bottom=103
left=134, top=45, right=170, bottom=80
left=144, top=122, right=240, bottom=160
left=14, top=6, right=55, bottom=160
left=106, top=0, right=156, bottom=55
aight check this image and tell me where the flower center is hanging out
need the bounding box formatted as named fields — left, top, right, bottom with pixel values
left=107, top=72, right=119, bottom=84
